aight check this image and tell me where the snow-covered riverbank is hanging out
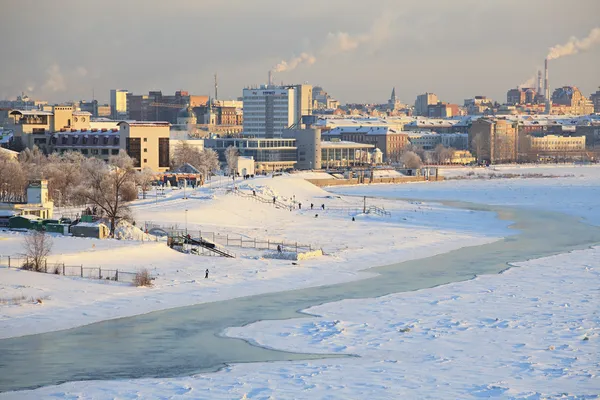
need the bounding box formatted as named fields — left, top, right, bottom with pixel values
left=0, top=175, right=506, bottom=339
left=2, top=165, right=599, bottom=399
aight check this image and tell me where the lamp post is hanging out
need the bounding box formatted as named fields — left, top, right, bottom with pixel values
left=185, top=209, right=188, bottom=237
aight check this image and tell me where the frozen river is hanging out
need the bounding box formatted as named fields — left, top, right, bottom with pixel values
left=1, top=200, right=600, bottom=393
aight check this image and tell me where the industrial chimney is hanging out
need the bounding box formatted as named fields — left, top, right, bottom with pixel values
left=268, top=70, right=273, bottom=87
left=537, top=70, right=542, bottom=93
left=544, top=58, right=551, bottom=114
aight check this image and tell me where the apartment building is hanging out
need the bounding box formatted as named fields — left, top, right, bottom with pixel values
left=242, top=84, right=312, bottom=138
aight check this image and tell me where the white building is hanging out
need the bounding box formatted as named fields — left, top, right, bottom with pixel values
left=242, top=84, right=312, bottom=138
left=110, top=89, right=128, bottom=119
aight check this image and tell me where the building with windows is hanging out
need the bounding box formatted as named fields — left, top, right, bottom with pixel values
left=9, top=106, right=92, bottom=150
left=322, top=126, right=408, bottom=162
left=528, top=135, right=586, bottom=153
left=282, top=126, right=377, bottom=170
left=110, top=89, right=129, bottom=119
left=591, top=87, right=600, bottom=113
left=320, top=141, right=375, bottom=169
left=127, top=90, right=209, bottom=123
left=51, top=121, right=170, bottom=171
left=414, top=93, right=438, bottom=116
left=204, top=137, right=297, bottom=172
left=468, top=118, right=517, bottom=163
left=550, top=86, right=594, bottom=115
left=408, top=132, right=441, bottom=150
left=242, top=84, right=312, bottom=138
left=0, top=180, right=54, bottom=221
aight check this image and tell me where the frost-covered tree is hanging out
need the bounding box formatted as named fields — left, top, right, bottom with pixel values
left=0, top=155, right=27, bottom=202
left=400, top=151, right=423, bottom=169
left=76, top=151, right=136, bottom=235
left=172, top=143, right=220, bottom=184
left=136, top=167, right=155, bottom=199
left=225, top=146, right=239, bottom=175
left=45, top=151, right=85, bottom=206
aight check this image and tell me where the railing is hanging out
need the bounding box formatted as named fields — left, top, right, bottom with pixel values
left=230, top=188, right=292, bottom=210
left=0, top=255, right=148, bottom=283
left=146, top=223, right=314, bottom=253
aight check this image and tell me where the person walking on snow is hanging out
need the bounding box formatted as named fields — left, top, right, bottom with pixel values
left=321, top=204, right=325, bottom=210
left=205, top=269, right=209, bottom=279
left=311, top=203, right=314, bottom=210
left=299, top=203, right=302, bottom=210
left=273, top=196, right=276, bottom=204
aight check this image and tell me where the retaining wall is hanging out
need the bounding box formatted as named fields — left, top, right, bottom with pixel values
left=306, top=175, right=444, bottom=187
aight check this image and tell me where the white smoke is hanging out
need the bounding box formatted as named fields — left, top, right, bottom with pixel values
left=547, top=27, right=600, bottom=60
left=322, top=12, right=395, bottom=55
left=518, top=76, right=536, bottom=89
left=272, top=52, right=316, bottom=73
left=271, top=11, right=396, bottom=74
left=323, top=31, right=362, bottom=54
left=41, top=63, right=66, bottom=92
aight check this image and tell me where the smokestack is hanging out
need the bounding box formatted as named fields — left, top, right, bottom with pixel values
left=537, top=70, right=542, bottom=93
left=268, top=70, right=273, bottom=87
left=544, top=58, right=551, bottom=113
left=544, top=58, right=549, bottom=101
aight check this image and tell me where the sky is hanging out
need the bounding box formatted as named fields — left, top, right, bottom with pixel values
left=1, top=0, right=599, bottom=106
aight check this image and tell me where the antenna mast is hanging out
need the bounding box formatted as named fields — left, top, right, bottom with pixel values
left=214, top=73, right=218, bottom=101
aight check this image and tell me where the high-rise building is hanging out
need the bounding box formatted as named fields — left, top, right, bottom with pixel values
left=550, top=86, right=594, bottom=115
left=468, top=118, right=517, bottom=164
left=126, top=90, right=208, bottom=123
left=242, top=84, right=312, bottom=138
left=591, top=87, right=600, bottom=113
left=110, top=89, right=129, bottom=119
left=414, top=93, right=438, bottom=116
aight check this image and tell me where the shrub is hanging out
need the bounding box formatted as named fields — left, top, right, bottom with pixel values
left=133, top=268, right=152, bottom=287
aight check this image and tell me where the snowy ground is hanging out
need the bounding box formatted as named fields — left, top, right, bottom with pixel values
left=0, top=175, right=506, bottom=339
left=2, top=165, right=599, bottom=399
left=335, top=164, right=600, bottom=226
left=11, top=246, right=598, bottom=399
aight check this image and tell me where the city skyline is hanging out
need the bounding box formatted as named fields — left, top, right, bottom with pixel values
left=1, top=0, right=599, bottom=105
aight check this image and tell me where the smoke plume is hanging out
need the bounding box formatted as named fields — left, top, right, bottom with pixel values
left=42, top=63, right=66, bottom=92
left=271, top=11, right=396, bottom=75
left=547, top=27, right=600, bottom=60
left=272, top=52, right=316, bottom=72
left=518, top=76, right=536, bottom=89
left=322, top=12, right=396, bottom=55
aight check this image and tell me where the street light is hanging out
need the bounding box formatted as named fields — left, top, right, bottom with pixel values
left=185, top=209, right=188, bottom=237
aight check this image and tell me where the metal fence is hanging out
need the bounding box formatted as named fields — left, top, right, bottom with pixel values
left=145, top=223, right=314, bottom=253
left=0, top=255, right=147, bottom=283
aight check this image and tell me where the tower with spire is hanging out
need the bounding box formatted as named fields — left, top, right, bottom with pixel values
left=388, top=87, right=399, bottom=110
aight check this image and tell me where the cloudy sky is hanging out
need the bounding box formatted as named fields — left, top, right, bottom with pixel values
left=1, top=0, right=599, bottom=105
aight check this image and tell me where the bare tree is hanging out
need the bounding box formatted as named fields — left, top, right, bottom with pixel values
left=18, top=146, right=47, bottom=180
left=45, top=151, right=85, bottom=207
left=22, top=231, right=53, bottom=272
left=172, top=142, right=203, bottom=170
left=471, top=133, right=487, bottom=164
left=136, top=167, right=155, bottom=199
left=401, top=151, right=423, bottom=169
left=225, top=146, right=239, bottom=175
left=201, top=149, right=220, bottom=181
left=172, top=143, right=220, bottom=185
left=0, top=156, right=27, bottom=202
left=77, top=151, right=136, bottom=235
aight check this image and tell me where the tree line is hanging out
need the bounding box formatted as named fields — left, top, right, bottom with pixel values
left=0, top=142, right=224, bottom=235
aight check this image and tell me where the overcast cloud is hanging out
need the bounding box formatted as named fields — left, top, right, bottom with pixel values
left=1, top=0, right=599, bottom=105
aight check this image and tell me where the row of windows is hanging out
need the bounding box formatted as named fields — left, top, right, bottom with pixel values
left=58, top=148, right=119, bottom=156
